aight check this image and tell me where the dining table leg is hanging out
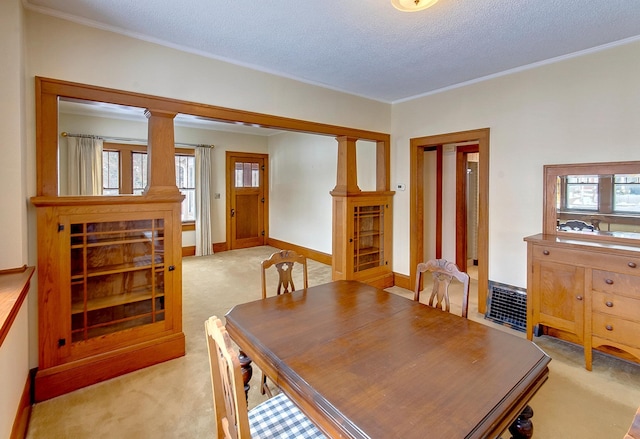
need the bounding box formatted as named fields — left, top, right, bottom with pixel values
left=508, top=405, right=534, bottom=438
left=238, top=350, right=253, bottom=402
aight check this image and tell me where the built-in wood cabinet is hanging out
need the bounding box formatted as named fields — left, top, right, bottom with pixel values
left=32, top=198, right=186, bottom=401
left=525, top=233, right=640, bottom=370
left=329, top=135, right=394, bottom=288
left=332, top=193, right=393, bottom=288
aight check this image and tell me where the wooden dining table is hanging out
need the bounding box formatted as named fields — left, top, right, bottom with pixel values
left=225, top=280, right=550, bottom=439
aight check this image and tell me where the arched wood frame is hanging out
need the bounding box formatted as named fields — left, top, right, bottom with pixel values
left=410, top=129, right=490, bottom=314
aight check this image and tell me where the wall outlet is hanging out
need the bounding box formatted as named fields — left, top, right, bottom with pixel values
left=396, top=183, right=406, bottom=191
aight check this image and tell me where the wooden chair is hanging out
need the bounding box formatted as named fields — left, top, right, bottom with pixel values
left=260, top=249, right=308, bottom=396
left=261, top=249, right=308, bottom=299
left=205, top=315, right=326, bottom=439
left=414, top=259, right=470, bottom=318
left=558, top=219, right=596, bottom=231
left=625, top=406, right=640, bottom=439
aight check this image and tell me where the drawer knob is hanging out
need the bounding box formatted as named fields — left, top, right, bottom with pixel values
left=629, top=262, right=637, bottom=269
left=605, top=324, right=613, bottom=331
left=605, top=301, right=614, bottom=307
left=542, top=250, right=550, bottom=255
left=605, top=279, right=614, bottom=285
left=576, top=295, right=583, bottom=301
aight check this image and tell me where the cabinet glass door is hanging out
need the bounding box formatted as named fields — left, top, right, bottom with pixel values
left=353, top=204, right=385, bottom=272
left=69, top=218, right=166, bottom=342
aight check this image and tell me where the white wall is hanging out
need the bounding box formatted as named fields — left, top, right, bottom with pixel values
left=267, top=132, right=337, bottom=253
left=392, top=39, right=640, bottom=288
left=0, top=0, right=30, bottom=436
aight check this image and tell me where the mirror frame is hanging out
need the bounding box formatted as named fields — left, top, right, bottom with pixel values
left=543, top=160, right=640, bottom=242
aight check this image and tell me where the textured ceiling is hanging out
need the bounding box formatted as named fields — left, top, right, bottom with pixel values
left=25, top=0, right=640, bottom=103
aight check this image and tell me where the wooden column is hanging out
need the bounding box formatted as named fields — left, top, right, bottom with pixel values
left=333, top=136, right=361, bottom=195
left=144, top=109, right=180, bottom=196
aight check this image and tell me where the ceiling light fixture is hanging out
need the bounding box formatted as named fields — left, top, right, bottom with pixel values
left=391, top=0, right=439, bottom=12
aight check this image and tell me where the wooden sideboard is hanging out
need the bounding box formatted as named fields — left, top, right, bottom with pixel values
left=525, top=233, right=640, bottom=370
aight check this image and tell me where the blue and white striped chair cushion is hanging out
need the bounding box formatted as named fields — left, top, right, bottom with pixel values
left=249, top=392, right=327, bottom=438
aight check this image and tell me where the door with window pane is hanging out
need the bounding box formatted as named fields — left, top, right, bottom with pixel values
left=226, top=152, right=268, bottom=249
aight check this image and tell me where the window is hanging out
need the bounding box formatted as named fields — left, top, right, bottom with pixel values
left=561, top=174, right=640, bottom=214
left=235, top=162, right=260, bottom=187
left=175, top=154, right=196, bottom=222
left=614, top=174, right=640, bottom=213
left=132, top=152, right=147, bottom=195
left=564, top=175, right=599, bottom=211
left=102, top=150, right=120, bottom=195
left=102, top=143, right=195, bottom=221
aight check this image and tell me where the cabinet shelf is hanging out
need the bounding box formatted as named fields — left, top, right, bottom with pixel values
left=71, top=256, right=164, bottom=280
left=71, top=235, right=164, bottom=249
left=72, top=288, right=165, bottom=314
left=355, top=246, right=382, bottom=257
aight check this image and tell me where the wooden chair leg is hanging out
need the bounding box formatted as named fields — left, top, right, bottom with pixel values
left=261, top=372, right=273, bottom=397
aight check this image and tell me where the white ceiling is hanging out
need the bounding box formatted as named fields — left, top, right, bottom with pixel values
left=26, top=0, right=640, bottom=103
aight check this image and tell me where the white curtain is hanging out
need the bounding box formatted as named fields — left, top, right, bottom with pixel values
left=195, top=146, right=213, bottom=256
left=67, top=136, right=103, bottom=195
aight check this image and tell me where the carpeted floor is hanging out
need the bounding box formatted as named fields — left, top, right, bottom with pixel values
left=26, top=246, right=640, bottom=438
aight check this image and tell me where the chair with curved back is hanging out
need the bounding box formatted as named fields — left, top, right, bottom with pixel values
left=205, top=315, right=325, bottom=439
left=414, top=259, right=470, bottom=318
left=261, top=249, right=308, bottom=299
left=260, top=249, right=308, bottom=395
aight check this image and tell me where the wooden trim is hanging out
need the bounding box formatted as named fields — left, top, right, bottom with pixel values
left=10, top=369, right=34, bottom=439
left=36, top=76, right=389, bottom=196
left=35, top=333, right=185, bottom=401
left=410, top=128, right=490, bottom=314
left=212, top=242, right=228, bottom=253
left=0, top=266, right=35, bottom=347
left=267, top=238, right=333, bottom=266
left=182, top=246, right=195, bottom=257
left=455, top=144, right=480, bottom=272
left=182, top=222, right=195, bottom=232
left=393, top=272, right=412, bottom=291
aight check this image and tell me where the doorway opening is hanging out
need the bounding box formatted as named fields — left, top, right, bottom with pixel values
left=410, top=128, right=490, bottom=313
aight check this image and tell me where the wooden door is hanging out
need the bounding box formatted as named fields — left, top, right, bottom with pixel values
left=226, top=152, right=268, bottom=249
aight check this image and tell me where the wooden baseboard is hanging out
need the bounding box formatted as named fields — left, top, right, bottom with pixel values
left=10, top=369, right=33, bottom=439
left=393, top=272, right=412, bottom=291
left=182, top=242, right=228, bottom=257
left=266, top=238, right=332, bottom=266
left=182, top=246, right=195, bottom=257
left=212, top=242, right=227, bottom=253
left=34, top=332, right=185, bottom=402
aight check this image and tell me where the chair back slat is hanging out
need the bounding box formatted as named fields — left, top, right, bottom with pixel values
left=414, top=259, right=470, bottom=318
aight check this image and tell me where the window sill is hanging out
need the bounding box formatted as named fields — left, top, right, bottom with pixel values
left=0, top=266, right=35, bottom=347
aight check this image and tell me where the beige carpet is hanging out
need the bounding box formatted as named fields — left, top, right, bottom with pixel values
left=26, top=246, right=640, bottom=438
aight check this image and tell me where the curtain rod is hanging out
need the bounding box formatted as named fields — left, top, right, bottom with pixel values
left=60, top=132, right=214, bottom=148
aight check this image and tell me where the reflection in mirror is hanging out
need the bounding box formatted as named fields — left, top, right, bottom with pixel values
left=552, top=169, right=640, bottom=238
left=58, top=98, right=149, bottom=196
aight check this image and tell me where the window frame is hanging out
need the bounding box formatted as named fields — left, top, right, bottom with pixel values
left=102, top=142, right=196, bottom=223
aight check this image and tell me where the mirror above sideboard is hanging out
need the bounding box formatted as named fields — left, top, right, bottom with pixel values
left=543, top=161, right=640, bottom=242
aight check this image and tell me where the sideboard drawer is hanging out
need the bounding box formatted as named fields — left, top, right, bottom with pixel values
left=531, top=245, right=582, bottom=264
left=593, top=253, right=640, bottom=276
left=592, top=290, right=640, bottom=320
left=592, top=313, right=640, bottom=349
left=592, top=270, right=640, bottom=297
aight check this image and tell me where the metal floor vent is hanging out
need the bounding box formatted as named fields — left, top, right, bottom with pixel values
left=485, top=281, right=527, bottom=332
